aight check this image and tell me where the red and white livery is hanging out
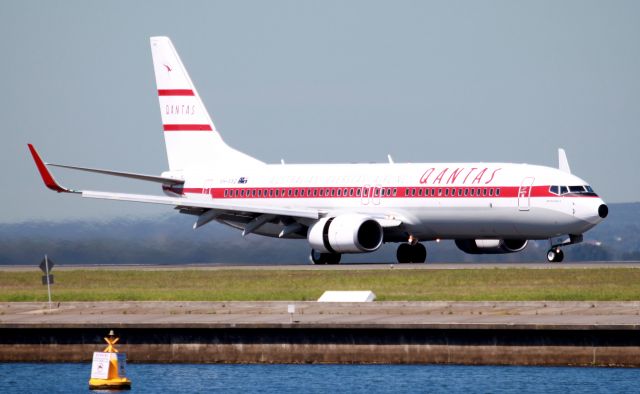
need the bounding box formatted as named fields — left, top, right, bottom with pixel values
left=28, top=36, right=608, bottom=264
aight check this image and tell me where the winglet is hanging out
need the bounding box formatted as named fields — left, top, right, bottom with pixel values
left=27, top=144, right=76, bottom=193
left=558, top=148, right=571, bottom=174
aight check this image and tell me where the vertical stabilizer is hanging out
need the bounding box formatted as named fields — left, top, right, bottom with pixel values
left=150, top=36, right=263, bottom=171
left=558, top=148, right=571, bottom=174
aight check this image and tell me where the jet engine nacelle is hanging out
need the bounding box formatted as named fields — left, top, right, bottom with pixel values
left=455, top=239, right=528, bottom=254
left=308, top=214, right=383, bottom=253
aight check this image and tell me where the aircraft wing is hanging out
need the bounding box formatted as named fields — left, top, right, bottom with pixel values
left=28, top=144, right=404, bottom=229
left=28, top=144, right=319, bottom=220
left=81, top=190, right=320, bottom=219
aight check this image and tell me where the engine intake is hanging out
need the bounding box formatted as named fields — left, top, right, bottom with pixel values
left=308, top=214, right=383, bottom=253
left=455, top=239, right=528, bottom=254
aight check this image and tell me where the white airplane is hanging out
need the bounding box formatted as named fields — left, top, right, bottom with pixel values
left=28, top=36, right=608, bottom=264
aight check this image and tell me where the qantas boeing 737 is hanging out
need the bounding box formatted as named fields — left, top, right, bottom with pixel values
left=28, top=36, right=608, bottom=264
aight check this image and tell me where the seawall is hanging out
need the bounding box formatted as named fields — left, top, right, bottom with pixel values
left=2, top=301, right=639, bottom=366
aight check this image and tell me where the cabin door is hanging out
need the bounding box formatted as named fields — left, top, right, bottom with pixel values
left=518, top=177, right=534, bottom=211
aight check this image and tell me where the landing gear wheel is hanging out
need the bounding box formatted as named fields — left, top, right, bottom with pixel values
left=396, top=243, right=427, bottom=263
left=397, top=243, right=411, bottom=263
left=546, top=248, right=564, bottom=263
left=412, top=243, right=427, bottom=263
left=310, top=249, right=342, bottom=265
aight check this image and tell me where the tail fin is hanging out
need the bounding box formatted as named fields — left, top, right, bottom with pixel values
left=150, top=36, right=263, bottom=171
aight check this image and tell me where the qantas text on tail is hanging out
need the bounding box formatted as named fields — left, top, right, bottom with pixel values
left=28, top=36, right=608, bottom=264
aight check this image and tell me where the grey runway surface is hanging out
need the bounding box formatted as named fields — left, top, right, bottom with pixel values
left=2, top=301, right=640, bottom=328
left=1, top=261, right=639, bottom=271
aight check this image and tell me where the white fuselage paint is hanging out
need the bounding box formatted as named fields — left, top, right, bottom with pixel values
left=164, top=162, right=606, bottom=240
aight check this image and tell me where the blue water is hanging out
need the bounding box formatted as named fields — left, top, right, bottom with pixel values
left=1, top=363, right=639, bottom=393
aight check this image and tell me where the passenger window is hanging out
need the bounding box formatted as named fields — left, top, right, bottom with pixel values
left=464, top=189, right=469, bottom=196
left=482, top=188, right=487, bottom=196
left=445, top=189, right=449, bottom=197
left=458, top=188, right=462, bottom=196
left=349, top=188, right=354, bottom=196
left=275, top=190, right=279, bottom=197
left=451, top=189, right=456, bottom=197
left=343, top=188, right=348, bottom=196
left=489, top=189, right=494, bottom=196
left=438, top=188, right=442, bottom=196
left=425, top=189, right=429, bottom=197
left=496, top=188, right=500, bottom=196
left=288, top=189, right=292, bottom=197
left=470, top=189, right=475, bottom=196
left=331, top=189, right=335, bottom=197
left=319, top=189, right=324, bottom=197
left=393, top=188, right=397, bottom=197
left=356, top=189, right=361, bottom=197
left=405, top=188, right=409, bottom=196
left=418, top=189, right=422, bottom=196
left=337, top=189, right=342, bottom=196
left=387, top=188, right=391, bottom=196
left=224, top=190, right=228, bottom=197
left=381, top=188, right=386, bottom=196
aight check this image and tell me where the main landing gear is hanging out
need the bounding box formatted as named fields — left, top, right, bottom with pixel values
left=396, top=242, right=427, bottom=264
left=546, top=247, right=564, bottom=263
left=310, top=249, right=341, bottom=265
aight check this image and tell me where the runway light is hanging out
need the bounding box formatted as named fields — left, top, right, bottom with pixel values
left=436, top=239, right=441, bottom=243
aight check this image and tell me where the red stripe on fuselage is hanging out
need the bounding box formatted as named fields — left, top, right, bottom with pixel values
left=158, top=89, right=195, bottom=96
left=163, top=124, right=213, bottom=131
left=167, top=185, right=599, bottom=200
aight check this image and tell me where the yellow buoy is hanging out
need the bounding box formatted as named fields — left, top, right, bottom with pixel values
left=89, top=330, right=132, bottom=390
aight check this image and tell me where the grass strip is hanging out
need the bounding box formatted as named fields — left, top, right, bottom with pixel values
left=0, top=268, right=639, bottom=302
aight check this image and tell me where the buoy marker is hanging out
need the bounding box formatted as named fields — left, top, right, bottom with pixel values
left=89, top=330, right=132, bottom=390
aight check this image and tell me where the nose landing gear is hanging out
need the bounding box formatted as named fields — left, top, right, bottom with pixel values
left=546, top=247, right=564, bottom=263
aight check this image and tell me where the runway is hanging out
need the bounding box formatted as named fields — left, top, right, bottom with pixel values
left=1, top=261, right=639, bottom=271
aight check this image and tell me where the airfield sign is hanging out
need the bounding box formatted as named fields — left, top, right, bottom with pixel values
left=38, top=255, right=54, bottom=309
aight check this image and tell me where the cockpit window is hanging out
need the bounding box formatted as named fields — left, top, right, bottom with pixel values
left=551, top=185, right=597, bottom=196
left=569, top=186, right=585, bottom=193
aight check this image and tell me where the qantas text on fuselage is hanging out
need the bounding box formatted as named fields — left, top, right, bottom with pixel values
left=28, top=36, right=608, bottom=264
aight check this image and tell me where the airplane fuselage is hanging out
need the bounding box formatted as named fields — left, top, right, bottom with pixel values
left=163, top=162, right=606, bottom=241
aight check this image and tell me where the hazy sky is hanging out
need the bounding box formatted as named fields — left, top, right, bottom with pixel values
left=2, top=1, right=638, bottom=223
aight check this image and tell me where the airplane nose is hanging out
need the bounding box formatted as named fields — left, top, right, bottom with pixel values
left=598, top=204, right=608, bottom=219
